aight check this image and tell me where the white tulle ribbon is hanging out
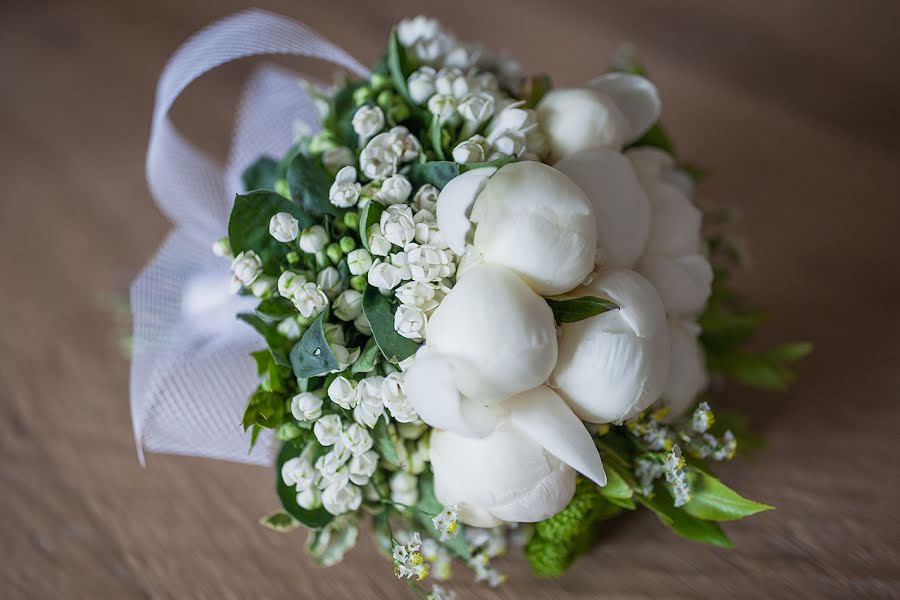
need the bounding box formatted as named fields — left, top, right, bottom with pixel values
left=131, top=10, right=370, bottom=465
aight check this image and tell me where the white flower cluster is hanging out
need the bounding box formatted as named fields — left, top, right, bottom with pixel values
left=662, top=445, right=691, bottom=507
left=426, top=584, right=457, bottom=600
left=277, top=271, right=329, bottom=319
left=359, top=127, right=421, bottom=182
left=322, top=372, right=419, bottom=428
left=393, top=532, right=429, bottom=580
left=431, top=504, right=459, bottom=542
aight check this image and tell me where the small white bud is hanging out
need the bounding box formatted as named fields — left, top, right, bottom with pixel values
left=354, top=312, right=373, bottom=336
left=333, top=289, right=363, bottom=322
left=458, top=93, right=495, bottom=125
left=278, top=270, right=306, bottom=299
left=351, top=104, right=385, bottom=142
left=328, top=376, right=358, bottom=410
left=394, top=305, right=428, bottom=341
left=322, top=322, right=347, bottom=346
left=316, top=266, right=343, bottom=298
left=340, top=423, right=374, bottom=456
left=367, top=224, right=393, bottom=257
left=412, top=184, right=439, bottom=212
left=347, top=249, right=373, bottom=275
left=407, top=67, right=437, bottom=105
left=249, top=275, right=275, bottom=298
left=291, top=392, right=323, bottom=421
left=291, top=282, right=328, bottom=318
left=277, top=317, right=303, bottom=340
left=378, top=174, right=413, bottom=205
left=452, top=135, right=488, bottom=164
left=313, top=414, right=343, bottom=446
left=230, top=250, right=262, bottom=286
left=348, top=450, right=379, bottom=485
left=380, top=204, right=416, bottom=247
left=297, top=486, right=321, bottom=509
left=368, top=261, right=402, bottom=290
left=428, top=94, right=458, bottom=123
left=298, top=225, right=329, bottom=253
left=268, top=211, right=299, bottom=242
left=212, top=237, right=232, bottom=258
left=329, top=165, right=362, bottom=208
left=390, top=471, right=419, bottom=506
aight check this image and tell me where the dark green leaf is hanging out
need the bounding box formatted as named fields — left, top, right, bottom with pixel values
left=684, top=471, right=773, bottom=521
left=259, top=511, right=300, bottom=532
left=287, top=153, right=342, bottom=217
left=546, top=296, right=619, bottom=324
left=351, top=337, right=380, bottom=374
left=599, top=463, right=633, bottom=500
left=255, top=297, right=296, bottom=323
left=362, top=285, right=420, bottom=363
left=241, top=156, right=279, bottom=191
left=387, top=29, right=416, bottom=104
left=458, top=155, right=516, bottom=173
left=522, top=74, right=552, bottom=109
left=289, top=314, right=339, bottom=378
left=228, top=191, right=313, bottom=275
left=372, top=416, right=400, bottom=466
left=237, top=313, right=291, bottom=366
left=636, top=483, right=734, bottom=548
left=276, top=441, right=333, bottom=528
left=242, top=389, right=285, bottom=431
left=358, top=201, right=385, bottom=252
left=405, top=161, right=460, bottom=190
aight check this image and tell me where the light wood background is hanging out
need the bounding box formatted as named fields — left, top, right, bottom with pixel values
left=2, top=0, right=899, bottom=598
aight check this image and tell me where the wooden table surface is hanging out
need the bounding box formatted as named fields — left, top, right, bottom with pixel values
left=2, top=0, right=899, bottom=598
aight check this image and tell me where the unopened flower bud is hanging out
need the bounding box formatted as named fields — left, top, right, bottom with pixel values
left=352, top=104, right=385, bottom=142
left=269, top=211, right=300, bottom=242
left=231, top=250, right=262, bottom=286
left=299, top=225, right=329, bottom=254
left=347, top=249, right=373, bottom=275
left=407, top=67, right=437, bottom=105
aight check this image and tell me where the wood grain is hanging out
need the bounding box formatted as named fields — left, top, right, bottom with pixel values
left=2, top=0, right=899, bottom=598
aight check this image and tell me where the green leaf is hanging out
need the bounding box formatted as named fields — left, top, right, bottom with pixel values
left=251, top=349, right=273, bottom=375
left=362, top=285, right=420, bottom=363
left=358, top=201, right=385, bottom=252
left=372, top=416, right=400, bottom=466
left=322, top=79, right=364, bottom=147
left=289, top=314, right=339, bottom=378
left=306, top=517, right=359, bottom=566
left=275, top=441, right=333, bottom=528
left=405, top=161, right=460, bottom=190
left=351, top=337, right=380, bottom=374
left=546, top=296, right=619, bottom=324
left=522, top=74, right=552, bottom=109
left=241, top=156, right=279, bottom=191
left=416, top=473, right=471, bottom=560
left=241, top=389, right=285, bottom=431
left=255, top=297, right=296, bottom=323
left=684, top=471, right=773, bottom=521
left=636, top=483, right=734, bottom=548
left=429, top=115, right=446, bottom=160
left=387, top=29, right=416, bottom=104
left=228, top=191, right=313, bottom=275
left=605, top=495, right=636, bottom=510
left=458, top=155, right=516, bottom=173
left=599, top=463, right=633, bottom=500
left=765, top=341, right=813, bottom=363
left=237, top=313, right=291, bottom=366
left=287, top=153, right=342, bottom=217
left=259, top=511, right=300, bottom=532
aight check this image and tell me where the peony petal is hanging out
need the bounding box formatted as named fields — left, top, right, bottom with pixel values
left=555, top=149, right=651, bottom=269
left=586, top=73, right=661, bottom=144
left=435, top=167, right=496, bottom=254
left=507, top=386, right=607, bottom=486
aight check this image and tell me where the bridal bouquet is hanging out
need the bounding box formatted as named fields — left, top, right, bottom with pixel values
left=132, top=11, right=810, bottom=597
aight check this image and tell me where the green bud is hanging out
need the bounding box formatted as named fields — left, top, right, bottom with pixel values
left=308, top=131, right=339, bottom=154
left=353, top=86, right=374, bottom=106
left=277, top=422, right=303, bottom=442
left=296, top=313, right=315, bottom=327
left=339, top=235, right=356, bottom=253
left=370, top=73, right=391, bottom=91
left=376, top=90, right=396, bottom=109
left=350, top=275, right=367, bottom=292
left=326, top=243, right=343, bottom=265
left=286, top=251, right=300, bottom=264
left=343, top=211, right=360, bottom=229
left=390, top=102, right=410, bottom=123
left=274, top=178, right=291, bottom=199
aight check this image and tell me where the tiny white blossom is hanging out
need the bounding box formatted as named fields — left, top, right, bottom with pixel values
left=367, top=224, right=393, bottom=257
left=395, top=281, right=440, bottom=312
left=396, top=15, right=451, bottom=65
left=298, top=225, right=329, bottom=254
left=382, top=372, right=419, bottom=423
left=313, top=414, right=343, bottom=447
left=281, top=456, right=316, bottom=491
left=347, top=249, right=373, bottom=275
left=432, top=505, right=459, bottom=541
left=395, top=305, right=428, bottom=341
left=412, top=184, right=439, bottom=213
left=291, top=392, right=323, bottom=421
left=322, top=146, right=354, bottom=173
left=231, top=250, right=262, bottom=286
left=486, top=101, right=544, bottom=159
left=211, top=237, right=231, bottom=258
left=351, top=104, right=385, bottom=142
left=322, top=322, right=347, bottom=346
left=249, top=276, right=275, bottom=298
left=381, top=204, right=416, bottom=247
left=331, top=344, right=361, bottom=371
left=268, top=211, right=299, bottom=242
left=278, top=270, right=306, bottom=298
left=451, top=135, right=488, bottom=164
left=328, top=165, right=362, bottom=208
left=387, top=126, right=422, bottom=162
left=407, top=67, right=437, bottom=105
left=340, top=422, right=373, bottom=456
left=391, top=250, right=412, bottom=280
left=426, top=584, right=458, bottom=600
left=378, top=174, right=413, bottom=205
left=353, top=376, right=385, bottom=428
left=315, top=444, right=351, bottom=481
left=316, top=266, right=343, bottom=298
left=360, top=134, right=400, bottom=181
left=327, top=376, right=358, bottom=410
left=428, top=94, right=457, bottom=123
left=407, top=244, right=455, bottom=281
left=297, top=486, right=321, bottom=510
left=348, top=450, right=379, bottom=485
left=457, top=93, right=495, bottom=132
left=393, top=531, right=428, bottom=580
left=333, top=289, right=363, bottom=321
left=291, top=282, right=328, bottom=318
left=368, top=260, right=402, bottom=290
left=434, top=67, right=469, bottom=98
left=321, top=480, right=362, bottom=515
left=277, top=317, right=303, bottom=340
left=390, top=471, right=419, bottom=506
left=692, top=401, right=715, bottom=434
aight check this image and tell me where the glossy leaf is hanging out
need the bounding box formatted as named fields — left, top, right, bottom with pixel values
left=228, top=191, right=313, bottom=275
left=546, top=296, right=619, bottom=324
left=275, top=441, right=333, bottom=528
left=358, top=201, right=385, bottom=252
left=684, top=471, right=773, bottom=521
left=362, top=285, right=419, bottom=363
left=241, top=156, right=279, bottom=191
left=372, top=416, right=400, bottom=466
left=287, top=153, right=342, bottom=217
left=405, top=161, right=460, bottom=190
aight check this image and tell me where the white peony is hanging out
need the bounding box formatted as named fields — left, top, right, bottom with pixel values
left=469, top=161, right=597, bottom=295
left=628, top=147, right=713, bottom=318
left=550, top=269, right=670, bottom=423
left=429, top=427, right=576, bottom=527
left=554, top=149, right=651, bottom=270
left=422, top=264, right=557, bottom=403
left=661, top=319, right=708, bottom=419
left=537, top=73, right=660, bottom=161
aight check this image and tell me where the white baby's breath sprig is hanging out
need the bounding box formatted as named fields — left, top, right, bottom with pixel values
left=431, top=505, right=459, bottom=542
left=393, top=532, right=429, bottom=581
